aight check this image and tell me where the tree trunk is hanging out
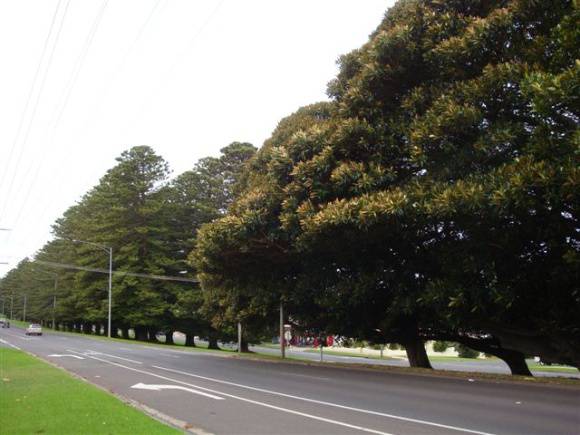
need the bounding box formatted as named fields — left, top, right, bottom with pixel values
left=147, top=327, right=159, bottom=342
left=208, top=330, right=220, bottom=350
left=121, top=327, right=130, bottom=339
left=135, top=326, right=148, bottom=341
left=164, top=331, right=174, bottom=345
left=185, top=333, right=196, bottom=347
left=240, top=338, right=250, bottom=353
left=404, top=338, right=432, bottom=369
left=497, top=349, right=533, bottom=376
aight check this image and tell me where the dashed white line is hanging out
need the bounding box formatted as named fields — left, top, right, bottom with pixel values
left=83, top=349, right=143, bottom=364
left=153, top=365, right=496, bottom=435
left=68, top=350, right=392, bottom=434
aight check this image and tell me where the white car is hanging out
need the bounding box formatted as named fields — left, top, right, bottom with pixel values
left=25, top=324, right=42, bottom=336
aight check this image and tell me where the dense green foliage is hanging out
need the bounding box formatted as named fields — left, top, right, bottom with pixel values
left=194, top=0, right=579, bottom=372
left=0, top=144, right=256, bottom=346
left=1, top=0, right=577, bottom=374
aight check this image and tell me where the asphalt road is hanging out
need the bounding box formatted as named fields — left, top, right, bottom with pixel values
left=1, top=327, right=579, bottom=435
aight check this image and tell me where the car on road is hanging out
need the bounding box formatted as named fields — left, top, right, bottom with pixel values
left=0, top=317, right=9, bottom=328
left=26, top=323, right=42, bottom=336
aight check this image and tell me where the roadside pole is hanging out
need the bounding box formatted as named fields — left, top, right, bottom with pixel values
left=107, top=247, right=112, bottom=337
left=53, top=295, right=57, bottom=329
left=280, top=301, right=285, bottom=359
left=237, top=322, right=242, bottom=353
left=320, top=342, right=324, bottom=362
left=23, top=294, right=27, bottom=322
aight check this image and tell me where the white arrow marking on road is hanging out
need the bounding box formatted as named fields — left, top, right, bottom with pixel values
left=48, top=354, right=85, bottom=359
left=131, top=382, right=224, bottom=400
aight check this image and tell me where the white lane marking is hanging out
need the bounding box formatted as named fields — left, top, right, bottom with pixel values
left=153, top=365, right=496, bottom=435
left=131, top=382, right=224, bottom=400
left=118, top=347, right=133, bottom=351
left=278, top=371, right=331, bottom=381
left=0, top=338, right=21, bottom=350
left=68, top=351, right=391, bottom=434
left=84, top=349, right=143, bottom=364
left=0, top=331, right=33, bottom=341
left=48, top=354, right=85, bottom=360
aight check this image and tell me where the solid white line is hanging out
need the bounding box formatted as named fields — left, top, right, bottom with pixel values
left=153, top=365, right=496, bottom=435
left=0, top=338, right=21, bottom=350
left=0, top=330, right=33, bottom=341
left=278, top=371, right=331, bottom=381
left=68, top=351, right=392, bottom=434
left=84, top=349, right=143, bottom=364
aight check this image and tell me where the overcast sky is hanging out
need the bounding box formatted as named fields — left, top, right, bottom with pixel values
left=0, top=0, right=392, bottom=276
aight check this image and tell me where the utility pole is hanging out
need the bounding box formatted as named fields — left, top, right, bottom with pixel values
left=280, top=301, right=285, bottom=359
left=53, top=295, right=57, bottom=330
left=237, top=322, right=242, bottom=354
left=23, top=294, right=27, bottom=322
left=10, top=295, right=13, bottom=319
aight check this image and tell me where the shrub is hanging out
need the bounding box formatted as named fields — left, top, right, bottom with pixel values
left=455, top=343, right=480, bottom=359
left=433, top=341, right=451, bottom=353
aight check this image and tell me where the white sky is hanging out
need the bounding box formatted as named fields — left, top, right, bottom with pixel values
left=0, top=0, right=392, bottom=276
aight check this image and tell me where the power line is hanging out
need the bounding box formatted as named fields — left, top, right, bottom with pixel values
left=9, top=0, right=109, bottom=247
left=34, top=260, right=198, bottom=283
left=122, top=0, right=225, bottom=137
left=26, top=0, right=165, bottom=239
left=0, top=0, right=65, bottom=219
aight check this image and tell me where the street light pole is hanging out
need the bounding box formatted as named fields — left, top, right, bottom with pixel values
left=108, top=246, right=112, bottom=338
left=53, top=295, right=57, bottom=330
left=62, top=238, right=113, bottom=338
left=23, top=294, right=27, bottom=322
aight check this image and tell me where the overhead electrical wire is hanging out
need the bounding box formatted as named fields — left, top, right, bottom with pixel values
left=28, top=0, right=166, bottom=239
left=0, top=0, right=65, bottom=220
left=34, top=260, right=199, bottom=284
left=122, top=0, right=225, bottom=137
left=9, top=0, right=109, bottom=249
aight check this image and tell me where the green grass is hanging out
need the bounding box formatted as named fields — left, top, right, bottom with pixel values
left=528, top=364, right=578, bottom=373
left=0, top=347, right=180, bottom=435
left=428, top=355, right=498, bottom=363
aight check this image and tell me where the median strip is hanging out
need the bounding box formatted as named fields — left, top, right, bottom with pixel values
left=0, top=347, right=179, bottom=434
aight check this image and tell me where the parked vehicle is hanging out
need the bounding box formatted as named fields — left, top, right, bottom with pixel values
left=25, top=323, right=42, bottom=336
left=0, top=317, right=9, bottom=328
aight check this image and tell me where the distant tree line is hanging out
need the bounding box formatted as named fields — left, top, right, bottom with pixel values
left=1, top=0, right=578, bottom=375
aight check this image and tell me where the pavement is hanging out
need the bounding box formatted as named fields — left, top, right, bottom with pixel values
left=1, top=326, right=579, bottom=435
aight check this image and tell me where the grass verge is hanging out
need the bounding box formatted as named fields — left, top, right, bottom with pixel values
left=0, top=347, right=179, bottom=434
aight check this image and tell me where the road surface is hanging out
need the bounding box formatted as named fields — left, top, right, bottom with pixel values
left=1, top=326, right=578, bottom=435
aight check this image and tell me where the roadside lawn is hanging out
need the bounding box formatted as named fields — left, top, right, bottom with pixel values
left=0, top=347, right=179, bottom=434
